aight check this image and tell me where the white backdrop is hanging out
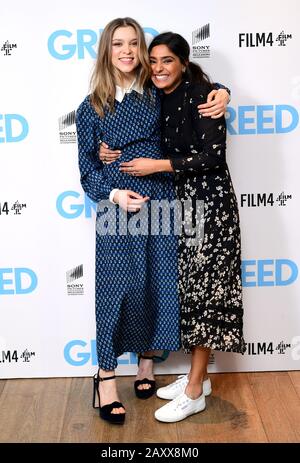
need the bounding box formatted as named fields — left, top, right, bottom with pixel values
left=1, top=0, right=300, bottom=378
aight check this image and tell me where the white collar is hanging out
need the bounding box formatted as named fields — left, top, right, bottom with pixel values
left=115, top=79, right=143, bottom=103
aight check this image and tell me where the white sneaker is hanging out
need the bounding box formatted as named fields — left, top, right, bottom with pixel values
left=156, top=375, right=212, bottom=400
left=154, top=392, right=206, bottom=423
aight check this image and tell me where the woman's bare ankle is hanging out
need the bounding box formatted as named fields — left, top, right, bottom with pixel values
left=99, top=368, right=115, bottom=378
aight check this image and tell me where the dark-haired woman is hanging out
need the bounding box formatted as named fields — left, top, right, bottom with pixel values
left=118, top=32, right=246, bottom=423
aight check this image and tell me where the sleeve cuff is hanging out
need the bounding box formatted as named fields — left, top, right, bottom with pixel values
left=109, top=189, right=119, bottom=203
left=169, top=157, right=183, bottom=173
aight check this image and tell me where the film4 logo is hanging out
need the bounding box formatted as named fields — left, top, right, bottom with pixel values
left=0, top=349, right=35, bottom=363
left=239, top=31, right=292, bottom=47
left=1, top=40, right=17, bottom=56
left=240, top=191, right=292, bottom=207
left=0, top=201, right=27, bottom=215
left=246, top=341, right=291, bottom=355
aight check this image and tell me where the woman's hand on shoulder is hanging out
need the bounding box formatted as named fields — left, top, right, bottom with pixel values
left=197, top=88, right=229, bottom=119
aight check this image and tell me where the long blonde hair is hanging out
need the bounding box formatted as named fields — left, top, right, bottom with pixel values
left=90, top=17, right=151, bottom=117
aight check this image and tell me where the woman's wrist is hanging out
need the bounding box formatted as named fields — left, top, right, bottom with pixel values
left=155, top=159, right=173, bottom=173
left=113, top=190, right=120, bottom=204
left=218, top=88, right=230, bottom=104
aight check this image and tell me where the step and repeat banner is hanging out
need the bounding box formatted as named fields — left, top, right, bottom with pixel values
left=1, top=0, right=300, bottom=378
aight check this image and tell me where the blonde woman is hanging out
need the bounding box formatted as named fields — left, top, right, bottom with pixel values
left=76, top=17, right=229, bottom=424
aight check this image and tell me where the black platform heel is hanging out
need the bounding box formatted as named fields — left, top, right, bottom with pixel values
left=134, top=353, right=161, bottom=399
left=93, top=372, right=125, bottom=424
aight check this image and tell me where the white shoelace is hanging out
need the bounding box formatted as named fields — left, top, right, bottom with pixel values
left=169, top=375, right=188, bottom=388
left=172, top=393, right=190, bottom=410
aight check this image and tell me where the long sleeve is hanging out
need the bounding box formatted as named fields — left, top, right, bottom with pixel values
left=76, top=97, right=112, bottom=202
left=170, top=84, right=227, bottom=174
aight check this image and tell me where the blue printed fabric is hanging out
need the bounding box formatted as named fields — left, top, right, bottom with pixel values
left=76, top=87, right=180, bottom=370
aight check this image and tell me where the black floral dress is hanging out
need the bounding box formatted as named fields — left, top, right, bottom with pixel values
left=161, top=80, right=246, bottom=354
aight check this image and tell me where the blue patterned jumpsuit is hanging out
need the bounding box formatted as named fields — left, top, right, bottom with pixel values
left=76, top=87, right=180, bottom=370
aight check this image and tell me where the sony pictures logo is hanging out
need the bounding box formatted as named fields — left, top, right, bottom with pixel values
left=58, top=110, right=76, bottom=144
left=66, top=264, right=84, bottom=295
left=1, top=40, right=17, bottom=56
left=192, top=23, right=210, bottom=59
left=240, top=192, right=292, bottom=207
left=239, top=30, right=292, bottom=47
